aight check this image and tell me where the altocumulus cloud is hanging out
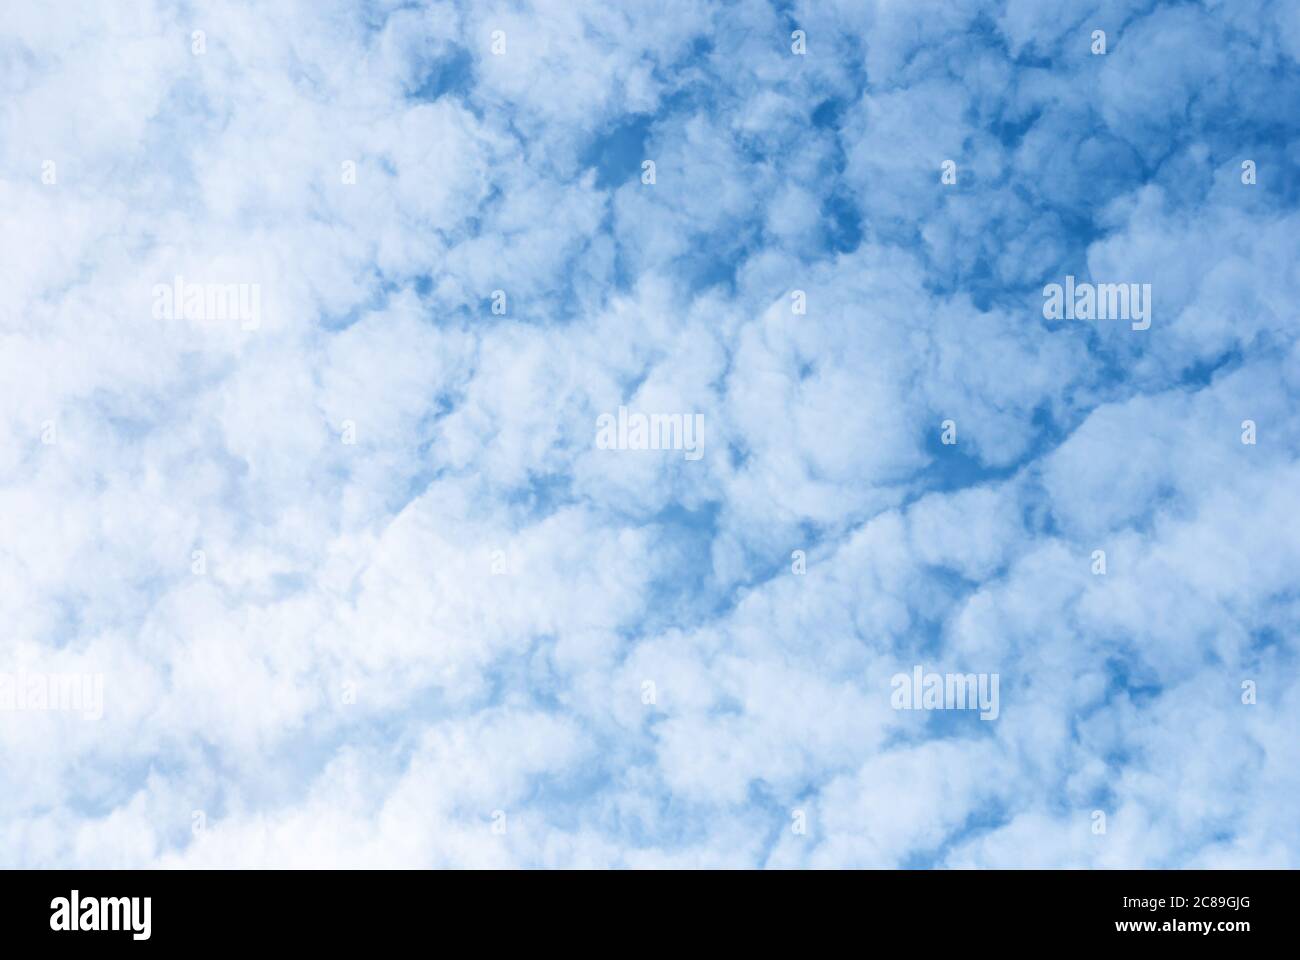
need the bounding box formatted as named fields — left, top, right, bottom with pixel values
left=0, top=0, right=1297, bottom=868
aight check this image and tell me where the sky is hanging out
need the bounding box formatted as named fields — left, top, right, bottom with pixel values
left=0, top=0, right=1297, bottom=868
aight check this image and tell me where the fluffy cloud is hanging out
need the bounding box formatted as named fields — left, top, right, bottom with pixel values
left=0, top=0, right=1296, bottom=868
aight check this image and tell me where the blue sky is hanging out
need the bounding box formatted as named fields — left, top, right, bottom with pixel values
left=0, top=0, right=1298, bottom=867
